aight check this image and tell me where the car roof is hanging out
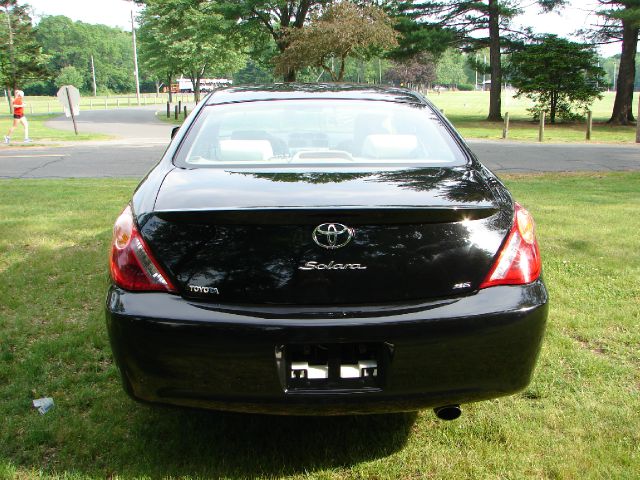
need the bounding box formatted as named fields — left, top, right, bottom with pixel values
left=205, top=83, right=425, bottom=105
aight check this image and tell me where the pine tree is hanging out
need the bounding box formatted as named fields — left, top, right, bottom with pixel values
left=401, top=0, right=567, bottom=121
left=585, top=1, right=640, bottom=125
left=0, top=0, right=48, bottom=109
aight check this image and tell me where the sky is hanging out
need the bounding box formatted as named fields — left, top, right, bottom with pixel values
left=21, top=0, right=621, bottom=57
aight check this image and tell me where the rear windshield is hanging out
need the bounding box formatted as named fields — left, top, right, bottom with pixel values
left=174, top=99, right=467, bottom=168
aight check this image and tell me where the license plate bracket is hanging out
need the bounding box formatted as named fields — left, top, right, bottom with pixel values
left=276, top=343, right=392, bottom=392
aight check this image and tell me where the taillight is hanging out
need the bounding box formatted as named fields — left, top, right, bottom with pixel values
left=109, top=205, right=176, bottom=292
left=480, top=203, right=541, bottom=288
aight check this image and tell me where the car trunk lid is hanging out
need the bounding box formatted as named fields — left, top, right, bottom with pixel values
left=140, top=167, right=512, bottom=304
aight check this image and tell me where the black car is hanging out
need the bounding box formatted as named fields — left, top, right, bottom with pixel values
left=106, top=84, right=546, bottom=419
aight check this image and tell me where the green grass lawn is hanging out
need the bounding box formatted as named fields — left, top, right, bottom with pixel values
left=0, top=174, right=639, bottom=478
left=0, top=114, right=109, bottom=143
left=427, top=91, right=638, bottom=143
left=157, top=108, right=192, bottom=125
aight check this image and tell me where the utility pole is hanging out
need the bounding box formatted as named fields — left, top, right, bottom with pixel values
left=91, top=55, right=97, bottom=97
left=483, top=53, right=487, bottom=91
left=131, top=10, right=141, bottom=106
left=475, top=54, right=478, bottom=90
left=4, top=5, right=14, bottom=113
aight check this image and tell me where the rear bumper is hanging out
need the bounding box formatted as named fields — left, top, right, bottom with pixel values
left=105, top=281, right=548, bottom=415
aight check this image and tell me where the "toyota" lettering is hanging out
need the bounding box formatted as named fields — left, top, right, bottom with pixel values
left=188, top=285, right=220, bottom=294
left=298, top=261, right=367, bottom=271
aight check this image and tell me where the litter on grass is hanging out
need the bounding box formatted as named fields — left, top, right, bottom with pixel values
left=32, top=397, right=54, bottom=414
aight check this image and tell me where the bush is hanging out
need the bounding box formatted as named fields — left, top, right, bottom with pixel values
left=457, top=83, right=474, bottom=91
left=528, top=103, right=586, bottom=123
left=55, top=66, right=85, bottom=91
left=23, top=80, right=56, bottom=96
left=96, top=87, right=116, bottom=96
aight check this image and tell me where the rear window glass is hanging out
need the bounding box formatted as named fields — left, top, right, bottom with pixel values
left=174, top=99, right=467, bottom=168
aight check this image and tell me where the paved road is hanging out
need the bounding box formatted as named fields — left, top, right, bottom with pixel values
left=45, top=105, right=175, bottom=143
left=0, top=107, right=638, bottom=179
left=469, top=140, right=639, bottom=173
left=1, top=107, right=173, bottom=178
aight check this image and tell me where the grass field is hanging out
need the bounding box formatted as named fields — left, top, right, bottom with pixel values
left=0, top=114, right=108, bottom=143
left=426, top=90, right=638, bottom=143
left=0, top=173, right=638, bottom=479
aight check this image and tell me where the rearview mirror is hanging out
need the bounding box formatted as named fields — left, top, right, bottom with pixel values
left=171, top=126, right=180, bottom=140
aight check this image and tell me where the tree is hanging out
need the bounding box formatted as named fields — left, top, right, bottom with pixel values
left=219, top=0, right=329, bottom=81
left=55, top=65, right=84, bottom=89
left=138, top=10, right=178, bottom=101
left=402, top=0, right=567, bottom=121
left=385, top=52, right=436, bottom=87
left=509, top=35, right=605, bottom=123
left=435, top=48, right=467, bottom=86
left=274, top=2, right=398, bottom=82
left=0, top=0, right=48, bottom=105
left=138, top=0, right=247, bottom=103
left=387, top=5, right=454, bottom=61
left=233, top=59, right=274, bottom=84
left=34, top=15, right=137, bottom=95
left=584, top=1, right=640, bottom=125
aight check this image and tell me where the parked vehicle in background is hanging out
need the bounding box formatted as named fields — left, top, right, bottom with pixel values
left=169, top=77, right=233, bottom=93
left=106, top=84, right=547, bottom=420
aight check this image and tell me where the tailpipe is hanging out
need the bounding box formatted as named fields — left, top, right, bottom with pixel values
left=433, top=405, right=462, bottom=421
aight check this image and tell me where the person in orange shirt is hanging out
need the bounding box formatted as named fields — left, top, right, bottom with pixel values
left=5, top=89, right=31, bottom=143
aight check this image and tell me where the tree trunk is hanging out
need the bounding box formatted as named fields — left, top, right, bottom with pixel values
left=283, top=69, right=296, bottom=82
left=167, top=74, right=173, bottom=103
left=550, top=92, right=557, bottom=124
left=5, top=87, right=13, bottom=115
left=487, top=0, right=503, bottom=122
left=337, top=56, right=347, bottom=82
left=190, top=76, right=200, bottom=104
left=276, top=38, right=297, bottom=82
left=609, top=21, right=638, bottom=125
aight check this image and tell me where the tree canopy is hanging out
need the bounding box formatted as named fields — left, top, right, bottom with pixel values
left=274, top=2, right=398, bottom=82
left=509, top=35, right=605, bottom=123
left=387, top=3, right=454, bottom=61
left=219, top=0, right=329, bottom=81
left=0, top=0, right=48, bottom=96
left=435, top=48, right=468, bottom=86
left=137, top=0, right=247, bottom=102
left=401, top=0, right=568, bottom=120
left=384, top=52, right=436, bottom=87
left=55, top=65, right=84, bottom=90
left=34, top=15, right=136, bottom=95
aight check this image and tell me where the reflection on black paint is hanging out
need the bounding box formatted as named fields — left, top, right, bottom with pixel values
left=142, top=162, right=513, bottom=305
left=142, top=215, right=509, bottom=305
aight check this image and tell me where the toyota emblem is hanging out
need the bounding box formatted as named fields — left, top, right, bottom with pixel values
left=312, top=223, right=354, bottom=249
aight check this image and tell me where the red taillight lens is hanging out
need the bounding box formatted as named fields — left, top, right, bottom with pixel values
left=480, top=203, right=542, bottom=288
left=109, top=205, right=176, bottom=292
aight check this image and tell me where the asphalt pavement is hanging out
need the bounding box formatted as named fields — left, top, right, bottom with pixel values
left=0, top=107, right=638, bottom=179
left=45, top=105, right=175, bottom=143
